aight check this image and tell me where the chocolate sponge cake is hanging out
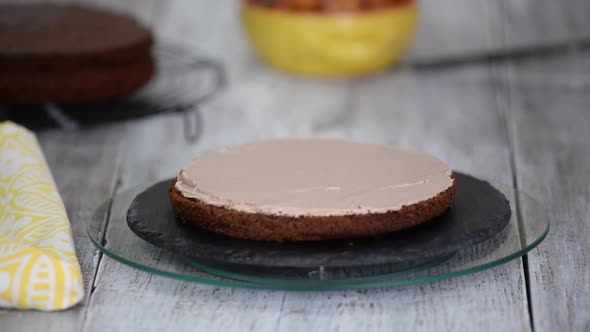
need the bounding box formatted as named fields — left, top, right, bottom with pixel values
left=169, top=138, right=456, bottom=242
left=0, top=4, right=154, bottom=105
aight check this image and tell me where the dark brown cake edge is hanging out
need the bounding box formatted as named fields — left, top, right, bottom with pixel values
left=0, top=57, right=155, bottom=105
left=0, top=37, right=153, bottom=72
left=168, top=176, right=457, bottom=242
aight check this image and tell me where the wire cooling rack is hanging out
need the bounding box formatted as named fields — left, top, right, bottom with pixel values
left=0, top=43, right=226, bottom=143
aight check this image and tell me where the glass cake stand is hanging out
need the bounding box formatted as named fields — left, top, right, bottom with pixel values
left=87, top=176, right=548, bottom=291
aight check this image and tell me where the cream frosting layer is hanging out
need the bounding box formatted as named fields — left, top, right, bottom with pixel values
left=175, top=138, right=453, bottom=217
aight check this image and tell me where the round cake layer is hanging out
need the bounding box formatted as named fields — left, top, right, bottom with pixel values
left=0, top=4, right=154, bottom=105
left=170, top=179, right=455, bottom=242
left=0, top=4, right=153, bottom=70
left=175, top=138, right=454, bottom=217
left=0, top=58, right=154, bottom=105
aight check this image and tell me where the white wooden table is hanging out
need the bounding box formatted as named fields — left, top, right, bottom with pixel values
left=2, top=0, right=589, bottom=331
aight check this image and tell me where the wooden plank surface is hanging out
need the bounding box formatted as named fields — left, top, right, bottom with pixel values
left=505, top=52, right=590, bottom=332
left=2, top=0, right=589, bottom=331
left=82, top=11, right=532, bottom=327
left=267, top=67, right=531, bottom=332
left=414, top=0, right=588, bottom=62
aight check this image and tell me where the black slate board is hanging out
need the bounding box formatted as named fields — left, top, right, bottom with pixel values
left=127, top=173, right=511, bottom=270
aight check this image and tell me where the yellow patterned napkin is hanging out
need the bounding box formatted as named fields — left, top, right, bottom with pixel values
left=0, top=122, right=83, bottom=311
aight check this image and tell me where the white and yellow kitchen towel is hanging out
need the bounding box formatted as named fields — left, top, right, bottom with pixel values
left=0, top=122, right=83, bottom=311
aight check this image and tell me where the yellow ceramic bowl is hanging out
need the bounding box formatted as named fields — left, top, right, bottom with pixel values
left=240, top=1, right=418, bottom=77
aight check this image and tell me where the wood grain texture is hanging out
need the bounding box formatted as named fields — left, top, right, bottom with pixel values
left=504, top=52, right=590, bottom=332
left=413, top=0, right=588, bottom=62
left=411, top=0, right=503, bottom=61
left=272, top=66, right=531, bottom=332
left=3, top=0, right=588, bottom=331
left=84, top=6, right=532, bottom=326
